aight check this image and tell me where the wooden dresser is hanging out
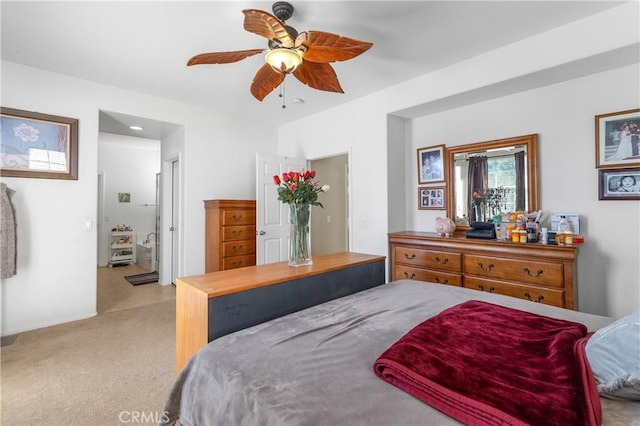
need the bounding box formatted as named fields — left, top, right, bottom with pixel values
left=388, top=231, right=580, bottom=309
left=204, top=199, right=256, bottom=272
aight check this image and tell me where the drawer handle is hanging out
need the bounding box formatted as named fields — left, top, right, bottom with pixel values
left=476, top=262, right=494, bottom=271
left=232, top=230, right=243, bottom=237
left=524, top=292, right=544, bottom=303
left=232, top=214, right=243, bottom=221
left=434, top=256, right=449, bottom=265
left=477, top=284, right=495, bottom=293
left=404, top=253, right=416, bottom=260
left=232, top=245, right=241, bottom=253
left=232, top=261, right=242, bottom=268
left=523, top=267, right=544, bottom=277
left=403, top=271, right=416, bottom=279
left=434, top=277, right=449, bottom=284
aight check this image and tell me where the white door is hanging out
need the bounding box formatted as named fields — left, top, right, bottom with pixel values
left=256, top=153, right=307, bottom=264
left=171, top=159, right=180, bottom=284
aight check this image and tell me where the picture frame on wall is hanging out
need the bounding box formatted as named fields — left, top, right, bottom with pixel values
left=0, top=107, right=79, bottom=180
left=418, top=186, right=446, bottom=210
left=595, top=108, right=640, bottom=169
left=417, top=144, right=446, bottom=184
left=598, top=167, right=640, bottom=200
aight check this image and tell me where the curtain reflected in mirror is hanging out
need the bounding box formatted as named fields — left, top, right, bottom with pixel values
left=455, top=146, right=528, bottom=225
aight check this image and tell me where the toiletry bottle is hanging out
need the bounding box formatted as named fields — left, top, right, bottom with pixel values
left=540, top=227, right=548, bottom=244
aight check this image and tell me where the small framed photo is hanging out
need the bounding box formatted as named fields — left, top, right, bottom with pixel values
left=598, top=168, right=640, bottom=200
left=417, top=144, right=446, bottom=184
left=118, top=193, right=131, bottom=203
left=418, top=186, right=446, bottom=210
left=595, top=108, right=640, bottom=169
left=1, top=107, right=79, bottom=180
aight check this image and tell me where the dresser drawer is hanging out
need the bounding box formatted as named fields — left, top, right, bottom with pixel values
left=463, top=255, right=563, bottom=287
left=223, top=210, right=256, bottom=225
left=222, top=225, right=256, bottom=242
left=222, top=255, right=256, bottom=270
left=222, top=240, right=256, bottom=257
left=394, top=265, right=462, bottom=286
left=394, top=247, right=461, bottom=273
left=464, top=277, right=564, bottom=307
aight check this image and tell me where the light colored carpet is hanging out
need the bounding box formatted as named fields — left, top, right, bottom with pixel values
left=1, top=266, right=177, bottom=426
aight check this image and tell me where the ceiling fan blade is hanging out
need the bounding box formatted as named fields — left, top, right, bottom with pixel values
left=187, top=49, right=264, bottom=66
left=292, top=61, right=343, bottom=93
left=242, top=9, right=295, bottom=48
left=298, top=31, right=373, bottom=63
left=251, top=63, right=285, bottom=101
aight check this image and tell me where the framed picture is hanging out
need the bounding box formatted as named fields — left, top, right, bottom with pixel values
left=595, top=108, right=640, bottom=169
left=418, top=186, right=446, bottom=210
left=417, top=144, right=446, bottom=184
left=598, top=168, right=640, bottom=200
left=0, top=107, right=79, bottom=180
left=118, top=193, right=131, bottom=203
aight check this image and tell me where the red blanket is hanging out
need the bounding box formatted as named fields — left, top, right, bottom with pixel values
left=373, top=301, right=601, bottom=426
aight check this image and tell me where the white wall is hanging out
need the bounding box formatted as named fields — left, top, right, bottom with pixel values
left=0, top=61, right=276, bottom=335
left=98, top=133, right=161, bottom=266
left=278, top=3, right=639, bottom=318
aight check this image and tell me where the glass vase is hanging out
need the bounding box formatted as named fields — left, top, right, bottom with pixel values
left=289, top=203, right=312, bottom=267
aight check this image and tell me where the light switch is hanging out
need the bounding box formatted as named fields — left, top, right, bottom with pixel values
left=84, top=219, right=93, bottom=231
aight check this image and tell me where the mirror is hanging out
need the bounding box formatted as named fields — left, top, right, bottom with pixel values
left=445, top=134, right=539, bottom=231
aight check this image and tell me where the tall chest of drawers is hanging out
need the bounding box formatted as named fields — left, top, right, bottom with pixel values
left=204, top=200, right=256, bottom=272
left=388, top=231, right=580, bottom=309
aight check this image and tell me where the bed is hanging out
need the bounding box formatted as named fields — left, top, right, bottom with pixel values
left=161, top=279, right=640, bottom=425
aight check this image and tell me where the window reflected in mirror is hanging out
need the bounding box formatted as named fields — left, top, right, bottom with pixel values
left=454, top=146, right=528, bottom=224
left=446, top=134, right=539, bottom=230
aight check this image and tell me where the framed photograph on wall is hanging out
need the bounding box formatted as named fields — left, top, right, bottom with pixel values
left=595, top=108, right=640, bottom=169
left=598, top=167, right=640, bottom=200
left=417, top=144, right=446, bottom=184
left=0, top=107, right=79, bottom=180
left=418, top=186, right=446, bottom=210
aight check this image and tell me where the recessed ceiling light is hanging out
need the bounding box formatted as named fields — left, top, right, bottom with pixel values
left=129, top=125, right=144, bottom=131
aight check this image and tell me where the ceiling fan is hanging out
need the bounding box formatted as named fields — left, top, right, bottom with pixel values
left=187, top=1, right=373, bottom=103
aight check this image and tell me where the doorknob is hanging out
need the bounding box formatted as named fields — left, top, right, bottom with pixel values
left=258, top=230, right=266, bottom=235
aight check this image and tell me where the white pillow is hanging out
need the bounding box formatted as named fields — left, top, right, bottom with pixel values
left=585, top=311, right=640, bottom=400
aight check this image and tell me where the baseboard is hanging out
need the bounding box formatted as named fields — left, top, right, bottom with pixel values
left=1, top=310, right=97, bottom=337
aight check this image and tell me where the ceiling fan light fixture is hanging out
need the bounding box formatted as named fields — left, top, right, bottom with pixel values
left=265, top=48, right=302, bottom=73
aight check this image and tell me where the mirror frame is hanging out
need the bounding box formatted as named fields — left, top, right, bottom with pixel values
left=445, top=134, right=539, bottom=233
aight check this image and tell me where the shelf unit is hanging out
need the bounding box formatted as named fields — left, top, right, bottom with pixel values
left=109, top=231, right=136, bottom=266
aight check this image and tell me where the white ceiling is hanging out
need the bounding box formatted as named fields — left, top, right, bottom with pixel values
left=1, top=1, right=625, bottom=139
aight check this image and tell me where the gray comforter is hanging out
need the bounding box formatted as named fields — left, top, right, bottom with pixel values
left=161, top=280, right=637, bottom=426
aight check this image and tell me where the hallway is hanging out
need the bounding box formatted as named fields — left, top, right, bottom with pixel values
left=97, top=264, right=175, bottom=314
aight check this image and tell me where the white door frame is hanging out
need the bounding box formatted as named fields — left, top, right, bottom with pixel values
left=160, top=155, right=181, bottom=285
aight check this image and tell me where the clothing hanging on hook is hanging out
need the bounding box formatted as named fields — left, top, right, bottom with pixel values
left=1, top=182, right=17, bottom=279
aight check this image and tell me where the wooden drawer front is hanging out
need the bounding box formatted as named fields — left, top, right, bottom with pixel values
left=222, top=255, right=256, bottom=270
left=223, top=225, right=256, bottom=242
left=223, top=210, right=256, bottom=225
left=464, top=277, right=564, bottom=307
left=464, top=255, right=563, bottom=287
left=394, top=265, right=461, bottom=286
left=394, top=247, right=461, bottom=273
left=222, top=241, right=256, bottom=258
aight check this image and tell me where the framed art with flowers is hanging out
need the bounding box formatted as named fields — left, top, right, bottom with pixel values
left=595, top=108, right=640, bottom=169
left=417, top=144, right=446, bottom=184
left=0, top=107, right=79, bottom=180
left=418, top=186, right=446, bottom=210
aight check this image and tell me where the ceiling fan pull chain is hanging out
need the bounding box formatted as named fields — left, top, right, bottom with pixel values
left=280, top=79, right=287, bottom=109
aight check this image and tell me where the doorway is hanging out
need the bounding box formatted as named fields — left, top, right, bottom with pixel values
left=255, top=152, right=350, bottom=264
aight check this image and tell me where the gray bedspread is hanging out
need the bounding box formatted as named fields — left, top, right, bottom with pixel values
left=161, top=280, right=638, bottom=426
